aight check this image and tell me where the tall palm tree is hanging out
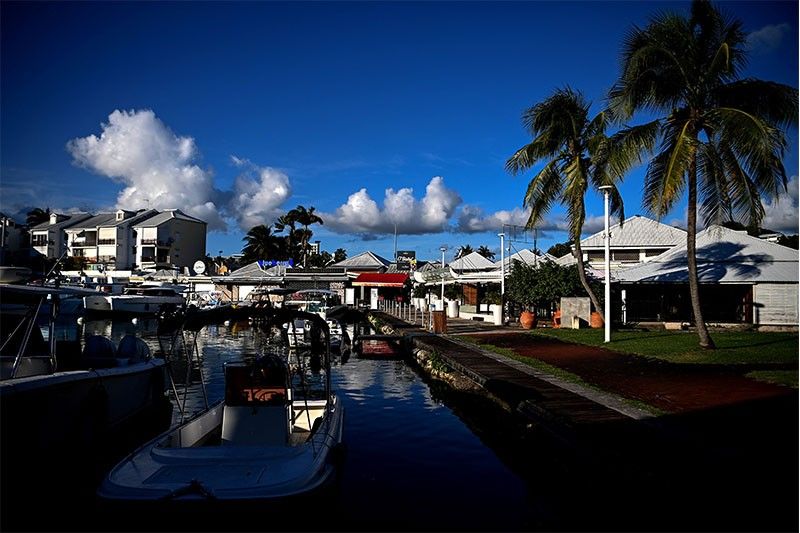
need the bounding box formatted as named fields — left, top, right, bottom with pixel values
left=506, top=87, right=627, bottom=322
left=476, top=245, right=496, bottom=260
left=241, top=224, right=283, bottom=265
left=608, top=0, right=798, bottom=348
left=290, top=206, right=324, bottom=267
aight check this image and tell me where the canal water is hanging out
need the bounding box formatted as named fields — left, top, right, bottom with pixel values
left=74, top=318, right=549, bottom=531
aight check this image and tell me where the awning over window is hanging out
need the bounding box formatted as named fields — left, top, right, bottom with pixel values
left=352, top=273, right=409, bottom=287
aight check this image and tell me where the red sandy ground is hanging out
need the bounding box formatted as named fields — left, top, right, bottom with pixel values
left=471, top=333, right=795, bottom=413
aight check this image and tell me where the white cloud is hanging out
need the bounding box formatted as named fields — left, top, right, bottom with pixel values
left=746, top=23, right=790, bottom=53
left=67, top=110, right=294, bottom=232
left=67, top=109, right=227, bottom=229
left=456, top=205, right=531, bottom=233
left=322, top=176, right=461, bottom=236
left=229, top=159, right=292, bottom=229
left=762, top=176, right=799, bottom=234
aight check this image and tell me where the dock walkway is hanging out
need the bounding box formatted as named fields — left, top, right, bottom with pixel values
left=368, top=311, right=644, bottom=436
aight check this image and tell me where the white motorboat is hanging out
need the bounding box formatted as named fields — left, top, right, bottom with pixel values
left=0, top=283, right=171, bottom=469
left=84, top=285, right=186, bottom=315
left=98, top=309, right=345, bottom=503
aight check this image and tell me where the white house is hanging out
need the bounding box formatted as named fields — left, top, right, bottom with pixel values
left=133, top=209, right=207, bottom=271
left=30, top=212, right=92, bottom=259
left=557, top=215, right=687, bottom=272
left=615, top=225, right=799, bottom=327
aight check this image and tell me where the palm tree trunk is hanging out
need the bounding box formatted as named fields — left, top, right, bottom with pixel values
left=687, top=158, right=715, bottom=349
left=573, top=239, right=604, bottom=324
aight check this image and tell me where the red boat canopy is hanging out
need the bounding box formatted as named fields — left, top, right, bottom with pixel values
left=352, top=273, right=409, bottom=287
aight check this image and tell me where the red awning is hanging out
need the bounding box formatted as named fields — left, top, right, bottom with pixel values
left=352, top=273, right=409, bottom=287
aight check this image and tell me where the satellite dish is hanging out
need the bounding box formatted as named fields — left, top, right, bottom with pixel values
left=192, top=260, right=206, bottom=275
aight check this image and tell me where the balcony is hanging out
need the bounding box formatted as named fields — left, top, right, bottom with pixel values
left=97, top=256, right=116, bottom=263
left=97, top=238, right=116, bottom=245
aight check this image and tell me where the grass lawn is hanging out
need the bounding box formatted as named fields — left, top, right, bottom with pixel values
left=529, top=328, right=798, bottom=365
left=525, top=328, right=798, bottom=388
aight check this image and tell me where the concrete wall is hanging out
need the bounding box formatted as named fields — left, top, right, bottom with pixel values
left=560, top=297, right=591, bottom=328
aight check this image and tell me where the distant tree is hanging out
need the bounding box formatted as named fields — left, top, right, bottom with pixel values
left=289, top=206, right=324, bottom=267
left=476, top=245, right=496, bottom=260
left=305, top=251, right=333, bottom=268
left=241, top=225, right=284, bottom=264
left=333, top=248, right=347, bottom=263
left=547, top=241, right=573, bottom=258
left=455, top=244, right=474, bottom=259
left=26, top=207, right=51, bottom=227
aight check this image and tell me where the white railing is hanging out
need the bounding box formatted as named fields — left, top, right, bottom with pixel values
left=376, top=299, right=433, bottom=330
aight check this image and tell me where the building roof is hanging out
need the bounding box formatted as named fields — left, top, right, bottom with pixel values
left=616, top=225, right=799, bottom=284
left=331, top=251, right=391, bottom=270
left=111, top=209, right=158, bottom=227
left=493, top=248, right=548, bottom=269
left=449, top=251, right=495, bottom=271
left=226, top=261, right=283, bottom=280
left=352, top=273, right=410, bottom=287
left=133, top=209, right=206, bottom=228
left=64, top=213, right=118, bottom=230
left=580, top=215, right=687, bottom=249
left=30, top=213, right=92, bottom=231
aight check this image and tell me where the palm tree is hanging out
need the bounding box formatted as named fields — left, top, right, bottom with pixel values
left=333, top=248, right=347, bottom=263
left=290, top=206, right=324, bottom=267
left=476, top=245, right=495, bottom=260
left=26, top=207, right=51, bottom=227
left=455, top=244, right=474, bottom=259
left=608, top=0, right=798, bottom=348
left=241, top=225, right=283, bottom=265
left=273, top=212, right=299, bottom=260
left=506, top=87, right=628, bottom=322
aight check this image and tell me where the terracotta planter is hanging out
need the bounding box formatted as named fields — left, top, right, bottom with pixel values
left=519, top=310, right=537, bottom=329
left=590, top=311, right=603, bottom=328
left=552, top=309, right=562, bottom=329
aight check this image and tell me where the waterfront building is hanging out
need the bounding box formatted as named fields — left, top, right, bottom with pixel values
left=616, top=225, right=799, bottom=328
left=0, top=213, right=29, bottom=265
left=133, top=209, right=207, bottom=271
left=29, top=212, right=92, bottom=259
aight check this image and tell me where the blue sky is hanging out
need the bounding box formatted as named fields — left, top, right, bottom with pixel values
left=1, top=1, right=797, bottom=262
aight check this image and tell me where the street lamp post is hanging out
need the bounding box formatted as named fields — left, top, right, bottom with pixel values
left=598, top=185, right=612, bottom=343
left=439, top=246, right=447, bottom=310
left=498, top=233, right=505, bottom=322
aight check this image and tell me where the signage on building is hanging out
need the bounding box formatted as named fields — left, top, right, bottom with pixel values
left=396, top=250, right=416, bottom=271
left=258, top=259, right=294, bottom=269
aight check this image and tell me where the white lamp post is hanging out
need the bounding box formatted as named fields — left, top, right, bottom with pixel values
left=598, top=185, right=612, bottom=343
left=498, top=233, right=505, bottom=322
left=439, top=246, right=447, bottom=310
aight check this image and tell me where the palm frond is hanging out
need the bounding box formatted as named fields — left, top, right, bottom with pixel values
left=505, top=136, right=557, bottom=175
left=696, top=141, right=732, bottom=225
left=643, top=116, right=697, bottom=216
left=718, top=144, right=766, bottom=227
left=523, top=160, right=563, bottom=229
left=714, top=79, right=799, bottom=128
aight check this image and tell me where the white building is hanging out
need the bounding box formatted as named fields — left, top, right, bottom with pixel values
left=557, top=215, right=687, bottom=272
left=133, top=209, right=207, bottom=271
left=30, top=212, right=92, bottom=259
left=616, top=225, right=799, bottom=327
left=66, top=209, right=159, bottom=271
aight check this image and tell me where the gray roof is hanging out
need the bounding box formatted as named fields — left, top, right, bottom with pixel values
left=450, top=251, right=495, bottom=271
left=64, top=213, right=118, bottom=230
left=493, top=248, right=548, bottom=270
left=227, top=261, right=283, bottom=280
left=331, top=251, right=390, bottom=269
left=133, top=209, right=206, bottom=228
left=111, top=209, right=158, bottom=227
left=30, top=213, right=92, bottom=231
left=616, top=225, right=799, bottom=284
left=581, top=215, right=687, bottom=249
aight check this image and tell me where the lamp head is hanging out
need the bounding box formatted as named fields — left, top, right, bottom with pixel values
left=598, top=185, right=613, bottom=192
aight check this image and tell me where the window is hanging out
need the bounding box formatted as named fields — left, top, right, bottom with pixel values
left=613, top=250, right=640, bottom=261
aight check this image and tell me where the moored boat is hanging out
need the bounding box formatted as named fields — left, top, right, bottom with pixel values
left=98, top=308, right=345, bottom=504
